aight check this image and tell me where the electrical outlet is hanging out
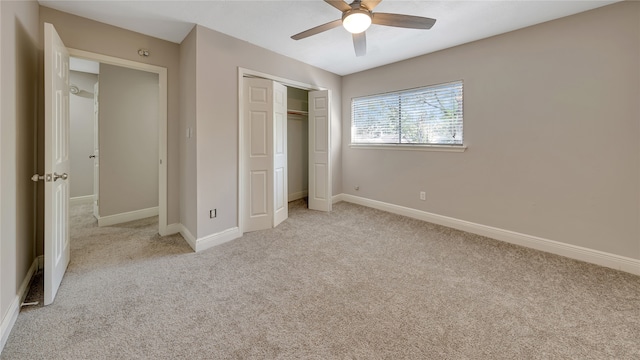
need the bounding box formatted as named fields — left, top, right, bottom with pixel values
left=209, top=209, right=217, bottom=218
left=419, top=191, right=426, bottom=201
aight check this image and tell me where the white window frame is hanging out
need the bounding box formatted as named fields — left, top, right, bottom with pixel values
left=350, top=81, right=466, bottom=152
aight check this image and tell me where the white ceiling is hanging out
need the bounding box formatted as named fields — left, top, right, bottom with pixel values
left=39, top=0, right=619, bottom=76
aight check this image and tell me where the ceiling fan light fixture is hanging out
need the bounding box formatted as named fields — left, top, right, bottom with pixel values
left=342, top=9, right=372, bottom=34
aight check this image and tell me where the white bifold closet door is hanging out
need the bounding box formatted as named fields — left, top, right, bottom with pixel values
left=308, top=90, right=332, bottom=212
left=243, top=78, right=288, bottom=232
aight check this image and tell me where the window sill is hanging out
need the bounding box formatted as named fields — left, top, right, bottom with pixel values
left=349, top=144, right=467, bottom=152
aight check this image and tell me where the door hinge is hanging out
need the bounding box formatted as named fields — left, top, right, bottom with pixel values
left=31, top=174, right=52, bottom=182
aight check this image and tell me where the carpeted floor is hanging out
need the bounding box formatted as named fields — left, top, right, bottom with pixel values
left=2, top=199, right=639, bottom=359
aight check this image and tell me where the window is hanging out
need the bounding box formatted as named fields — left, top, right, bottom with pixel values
left=351, top=81, right=463, bottom=146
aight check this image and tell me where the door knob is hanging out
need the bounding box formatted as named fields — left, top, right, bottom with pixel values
left=53, top=172, right=68, bottom=181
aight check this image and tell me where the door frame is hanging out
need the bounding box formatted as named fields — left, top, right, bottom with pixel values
left=0, top=0, right=3, bottom=313
left=92, top=81, right=99, bottom=219
left=69, top=48, right=169, bottom=235
left=237, top=67, right=328, bottom=234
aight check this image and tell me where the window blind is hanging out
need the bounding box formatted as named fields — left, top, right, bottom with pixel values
left=351, top=81, right=463, bottom=145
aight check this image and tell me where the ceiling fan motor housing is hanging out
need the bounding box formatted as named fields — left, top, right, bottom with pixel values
left=342, top=7, right=373, bottom=34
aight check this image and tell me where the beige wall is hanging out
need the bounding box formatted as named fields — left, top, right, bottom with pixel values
left=192, top=25, right=342, bottom=238
left=69, top=71, right=98, bottom=198
left=98, top=64, right=159, bottom=217
left=0, top=0, right=39, bottom=343
left=342, top=2, right=640, bottom=260
left=178, top=26, right=197, bottom=237
left=39, top=6, right=180, bottom=225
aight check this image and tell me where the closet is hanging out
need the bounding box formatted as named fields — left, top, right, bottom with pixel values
left=241, top=73, right=331, bottom=233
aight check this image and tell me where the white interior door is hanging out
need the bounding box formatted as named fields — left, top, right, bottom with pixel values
left=93, top=81, right=99, bottom=219
left=308, top=90, right=332, bottom=212
left=243, top=78, right=288, bottom=232
left=272, top=82, right=288, bottom=227
left=44, top=23, right=71, bottom=305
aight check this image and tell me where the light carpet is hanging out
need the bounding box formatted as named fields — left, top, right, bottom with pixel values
left=2, top=200, right=639, bottom=359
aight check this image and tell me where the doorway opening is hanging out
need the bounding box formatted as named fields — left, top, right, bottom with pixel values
left=68, top=49, right=168, bottom=235
left=68, top=58, right=99, bottom=216
left=286, top=87, right=309, bottom=204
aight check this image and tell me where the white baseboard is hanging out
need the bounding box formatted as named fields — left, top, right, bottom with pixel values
left=163, top=223, right=182, bottom=236
left=339, top=194, right=640, bottom=276
left=98, top=206, right=159, bottom=227
left=179, top=225, right=241, bottom=252
left=288, top=190, right=308, bottom=202
left=195, top=227, right=241, bottom=252
left=1, top=258, right=38, bottom=354
left=70, top=195, right=94, bottom=206
left=180, top=225, right=197, bottom=251
left=332, top=193, right=345, bottom=204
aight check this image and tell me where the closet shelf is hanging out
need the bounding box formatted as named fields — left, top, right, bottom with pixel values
left=287, top=109, right=308, bottom=116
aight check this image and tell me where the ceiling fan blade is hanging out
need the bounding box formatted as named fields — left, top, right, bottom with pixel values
left=372, top=13, right=436, bottom=29
left=324, top=0, right=351, bottom=12
left=353, top=32, right=366, bottom=57
left=291, top=19, right=343, bottom=40
left=361, top=0, right=382, bottom=11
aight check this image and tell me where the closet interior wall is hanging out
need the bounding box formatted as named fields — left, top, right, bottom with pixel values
left=286, top=87, right=309, bottom=203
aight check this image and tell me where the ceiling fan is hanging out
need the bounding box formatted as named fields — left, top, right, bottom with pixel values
left=291, top=0, right=436, bottom=57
